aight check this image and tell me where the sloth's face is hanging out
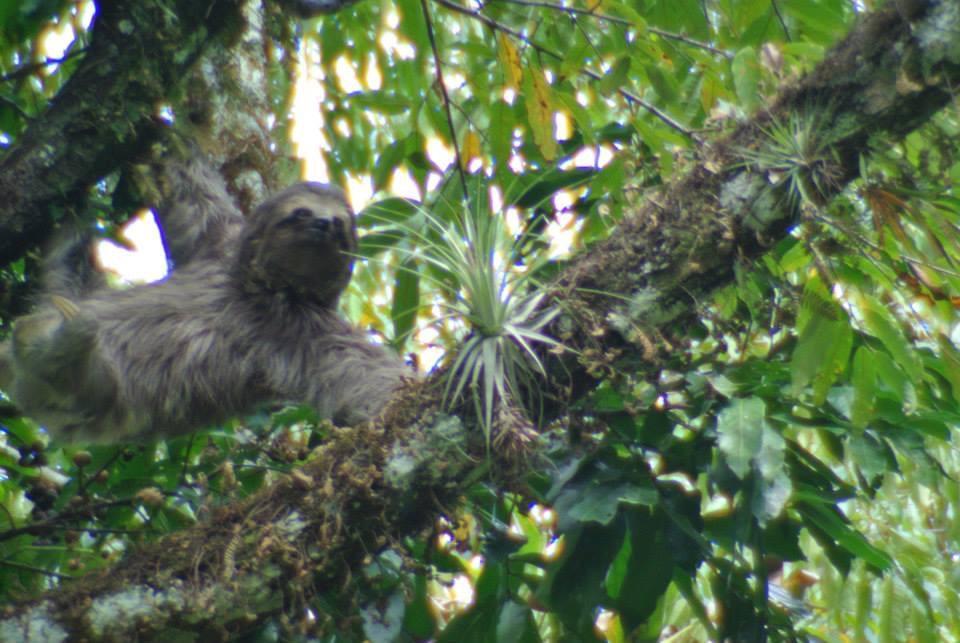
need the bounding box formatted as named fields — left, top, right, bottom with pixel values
left=242, top=183, right=357, bottom=305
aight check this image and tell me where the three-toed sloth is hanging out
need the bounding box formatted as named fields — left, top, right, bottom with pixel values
left=0, top=161, right=409, bottom=443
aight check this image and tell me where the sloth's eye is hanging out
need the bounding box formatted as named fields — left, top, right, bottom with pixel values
left=280, top=208, right=314, bottom=226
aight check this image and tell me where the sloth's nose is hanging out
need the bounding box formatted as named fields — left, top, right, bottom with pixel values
left=308, top=217, right=350, bottom=249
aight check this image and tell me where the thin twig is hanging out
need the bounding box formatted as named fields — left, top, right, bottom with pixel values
left=0, top=47, right=89, bottom=83
left=0, top=559, right=74, bottom=580
left=77, top=447, right=125, bottom=496
left=432, top=0, right=693, bottom=137
left=81, top=527, right=161, bottom=535
left=421, top=0, right=470, bottom=201
left=0, top=95, right=29, bottom=121
left=0, top=499, right=138, bottom=543
left=646, top=28, right=726, bottom=58
left=808, top=210, right=960, bottom=279
left=499, top=0, right=631, bottom=24
left=0, top=501, right=15, bottom=531
left=495, top=0, right=731, bottom=57
left=771, top=0, right=791, bottom=41
left=648, top=25, right=730, bottom=58
left=179, top=432, right=197, bottom=486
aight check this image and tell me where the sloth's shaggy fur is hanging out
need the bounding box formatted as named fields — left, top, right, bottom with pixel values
left=0, top=162, right=408, bottom=442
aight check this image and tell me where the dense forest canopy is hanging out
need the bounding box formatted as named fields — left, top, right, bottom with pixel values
left=1, top=0, right=960, bottom=641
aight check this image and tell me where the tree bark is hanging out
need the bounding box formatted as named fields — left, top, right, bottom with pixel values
left=551, top=0, right=960, bottom=400
left=0, top=0, right=243, bottom=268
left=2, top=0, right=960, bottom=640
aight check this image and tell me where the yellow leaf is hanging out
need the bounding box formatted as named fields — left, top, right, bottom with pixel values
left=462, top=130, right=482, bottom=168
left=523, top=66, right=557, bottom=161
left=700, top=75, right=722, bottom=113
left=497, top=33, right=522, bottom=91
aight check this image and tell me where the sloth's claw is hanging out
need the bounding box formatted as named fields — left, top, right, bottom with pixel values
left=50, top=295, right=81, bottom=320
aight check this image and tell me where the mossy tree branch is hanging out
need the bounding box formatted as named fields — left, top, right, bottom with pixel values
left=0, top=0, right=244, bottom=268
left=550, top=0, right=960, bottom=402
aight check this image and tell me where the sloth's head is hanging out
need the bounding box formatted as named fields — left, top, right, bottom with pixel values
left=237, top=182, right=357, bottom=306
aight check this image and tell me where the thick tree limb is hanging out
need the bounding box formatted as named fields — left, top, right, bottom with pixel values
left=3, top=0, right=960, bottom=640
left=1, top=408, right=469, bottom=641
left=0, top=0, right=243, bottom=268
left=552, top=0, right=960, bottom=396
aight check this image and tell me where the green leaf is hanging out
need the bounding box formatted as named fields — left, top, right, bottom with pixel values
left=423, top=101, right=450, bottom=141
left=598, top=56, right=631, bottom=95
left=607, top=509, right=674, bottom=630
left=590, top=382, right=624, bottom=412
left=858, top=292, right=923, bottom=383
left=358, top=198, right=420, bottom=227
left=604, top=0, right=647, bottom=33
left=557, top=480, right=658, bottom=526
left=792, top=277, right=852, bottom=405
left=848, top=432, right=896, bottom=484
left=731, top=47, right=761, bottom=114
left=395, top=0, right=428, bottom=53
left=870, top=349, right=909, bottom=404
left=671, top=569, right=715, bottom=637
left=402, top=574, right=435, bottom=638
left=752, top=426, right=791, bottom=523
left=929, top=338, right=960, bottom=404
left=390, top=257, right=419, bottom=347
left=439, top=565, right=502, bottom=642
left=508, top=168, right=594, bottom=209
left=716, top=398, right=766, bottom=479
left=319, top=18, right=346, bottom=64
left=489, top=99, right=514, bottom=170
left=539, top=521, right=624, bottom=637
left=347, top=90, right=411, bottom=115
left=792, top=315, right=850, bottom=399
left=372, top=140, right=406, bottom=192
left=495, top=601, right=539, bottom=643
left=797, top=499, right=892, bottom=572
left=475, top=560, right=503, bottom=601
left=554, top=90, right=594, bottom=144
left=0, top=0, right=70, bottom=42
left=559, top=39, right=592, bottom=78
left=642, top=0, right=709, bottom=38
left=788, top=0, right=851, bottom=41
left=850, top=347, right=876, bottom=429
left=644, top=62, right=678, bottom=105
left=356, top=230, right=405, bottom=258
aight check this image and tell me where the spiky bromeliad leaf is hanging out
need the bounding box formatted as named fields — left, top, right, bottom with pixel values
left=361, top=192, right=564, bottom=443
left=739, top=107, right=842, bottom=207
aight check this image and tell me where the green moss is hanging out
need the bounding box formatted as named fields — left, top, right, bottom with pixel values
left=720, top=172, right=780, bottom=230
left=88, top=586, right=187, bottom=637
left=384, top=414, right=467, bottom=490
left=0, top=604, right=68, bottom=643
left=916, top=1, right=960, bottom=67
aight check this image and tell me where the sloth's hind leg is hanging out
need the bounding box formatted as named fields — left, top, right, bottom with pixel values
left=9, top=297, right=117, bottom=435
left=12, top=295, right=94, bottom=387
